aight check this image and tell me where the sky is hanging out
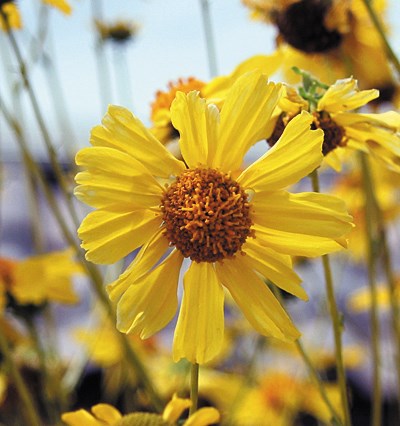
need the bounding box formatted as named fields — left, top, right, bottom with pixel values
left=0, top=0, right=399, bottom=159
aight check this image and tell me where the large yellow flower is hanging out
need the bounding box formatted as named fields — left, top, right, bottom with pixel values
left=269, top=77, right=400, bottom=172
left=242, top=0, right=396, bottom=97
left=75, top=71, right=353, bottom=364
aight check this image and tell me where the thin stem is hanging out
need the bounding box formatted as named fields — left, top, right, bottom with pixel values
left=0, top=325, right=41, bottom=426
left=361, top=0, right=400, bottom=78
left=2, top=13, right=80, bottom=228
left=358, top=153, right=383, bottom=426
left=0, top=96, right=164, bottom=413
left=189, top=363, right=199, bottom=416
left=199, top=0, right=218, bottom=78
left=271, top=286, right=343, bottom=425
left=310, top=169, right=352, bottom=426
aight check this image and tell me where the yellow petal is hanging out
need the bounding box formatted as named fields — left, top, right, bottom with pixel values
left=107, top=229, right=170, bottom=304
left=317, top=78, right=379, bottom=112
left=216, top=257, right=300, bottom=341
left=173, top=262, right=224, bottom=364
left=91, top=404, right=122, bottom=423
left=201, top=52, right=283, bottom=100
left=91, top=105, right=185, bottom=177
left=242, top=239, right=307, bottom=301
left=238, top=111, right=323, bottom=191
left=212, top=71, right=282, bottom=172
left=252, top=190, right=354, bottom=238
left=61, top=409, right=100, bottom=426
left=42, top=0, right=72, bottom=15
left=162, top=393, right=192, bottom=423
left=116, top=250, right=183, bottom=338
left=170, top=91, right=219, bottom=168
left=78, top=209, right=161, bottom=264
left=333, top=111, right=400, bottom=131
left=185, top=407, right=221, bottom=426
left=253, top=225, right=347, bottom=257
left=0, top=3, right=22, bottom=30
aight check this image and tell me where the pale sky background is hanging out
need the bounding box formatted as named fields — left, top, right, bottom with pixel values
left=0, top=0, right=399, bottom=159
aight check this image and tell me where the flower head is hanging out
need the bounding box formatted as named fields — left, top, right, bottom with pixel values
left=268, top=77, right=400, bottom=172
left=76, top=71, right=353, bottom=364
left=94, top=19, right=140, bottom=44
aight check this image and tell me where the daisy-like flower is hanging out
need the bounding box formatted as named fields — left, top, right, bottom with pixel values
left=150, top=53, right=283, bottom=145
left=242, top=0, right=396, bottom=97
left=0, top=249, right=81, bottom=309
left=268, top=77, right=400, bottom=172
left=62, top=394, right=219, bottom=426
left=75, top=71, right=353, bottom=364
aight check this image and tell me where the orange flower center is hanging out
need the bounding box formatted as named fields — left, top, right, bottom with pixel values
left=160, top=168, right=254, bottom=263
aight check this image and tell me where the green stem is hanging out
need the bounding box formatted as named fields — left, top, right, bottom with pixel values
left=189, top=363, right=199, bottom=416
left=199, top=0, right=218, bottom=78
left=310, top=169, right=352, bottom=426
left=0, top=96, right=164, bottom=413
left=272, top=286, right=343, bottom=425
left=361, top=0, right=400, bottom=78
left=0, top=325, right=41, bottom=426
left=358, top=153, right=383, bottom=426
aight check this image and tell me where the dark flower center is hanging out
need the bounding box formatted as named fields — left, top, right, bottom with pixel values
left=161, top=168, right=253, bottom=263
left=274, top=0, right=343, bottom=53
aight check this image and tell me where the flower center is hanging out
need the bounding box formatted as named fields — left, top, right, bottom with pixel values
left=274, top=0, right=343, bottom=53
left=267, top=111, right=347, bottom=155
left=160, top=168, right=254, bottom=263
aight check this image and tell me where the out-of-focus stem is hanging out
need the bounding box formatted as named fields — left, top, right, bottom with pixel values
left=199, top=0, right=218, bottom=78
left=310, top=169, right=352, bottom=426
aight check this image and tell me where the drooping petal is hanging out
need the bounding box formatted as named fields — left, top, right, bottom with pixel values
left=90, top=105, right=185, bottom=177
left=61, top=410, right=101, bottom=426
left=216, top=257, right=300, bottom=341
left=238, top=111, right=323, bottom=191
left=201, top=52, right=283, bottom=101
left=170, top=91, right=219, bottom=168
left=78, top=209, right=162, bottom=264
left=252, top=190, right=354, bottom=238
left=333, top=111, right=400, bottom=131
left=253, top=225, right=347, bottom=257
left=116, top=249, right=183, bottom=338
left=317, top=78, right=379, bottom=112
left=212, top=71, right=283, bottom=172
left=185, top=407, right=221, bottom=426
left=242, top=239, right=307, bottom=300
left=107, top=229, right=170, bottom=305
left=162, top=394, right=192, bottom=423
left=173, top=262, right=224, bottom=364
left=91, top=404, right=122, bottom=423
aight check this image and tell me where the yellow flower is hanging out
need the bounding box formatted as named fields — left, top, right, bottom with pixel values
left=94, top=19, right=140, bottom=44
left=269, top=77, right=400, bottom=172
left=242, top=0, right=396, bottom=96
left=0, top=249, right=81, bottom=307
left=62, top=395, right=219, bottom=426
left=0, top=1, right=22, bottom=31
left=75, top=71, right=353, bottom=364
left=150, top=52, right=283, bottom=144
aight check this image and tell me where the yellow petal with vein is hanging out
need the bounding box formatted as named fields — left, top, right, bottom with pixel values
left=173, top=262, right=224, bottom=364
left=216, top=257, right=300, bottom=341
left=238, top=111, right=323, bottom=191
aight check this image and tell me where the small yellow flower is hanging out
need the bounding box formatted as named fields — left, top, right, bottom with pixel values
left=150, top=53, right=283, bottom=145
left=76, top=71, right=353, bottom=364
left=0, top=1, right=22, bottom=31
left=94, top=19, right=140, bottom=44
left=0, top=249, right=81, bottom=307
left=269, top=77, right=400, bottom=172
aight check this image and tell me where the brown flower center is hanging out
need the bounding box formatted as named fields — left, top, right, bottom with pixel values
left=267, top=111, right=347, bottom=155
left=274, top=0, right=343, bottom=53
left=161, top=168, right=254, bottom=263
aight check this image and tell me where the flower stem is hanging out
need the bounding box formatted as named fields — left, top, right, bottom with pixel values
left=199, top=0, right=218, bottom=78
left=358, top=152, right=385, bottom=426
left=361, top=0, right=400, bottom=78
left=189, top=363, right=199, bottom=415
left=0, top=325, right=41, bottom=426
left=310, top=169, right=351, bottom=426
